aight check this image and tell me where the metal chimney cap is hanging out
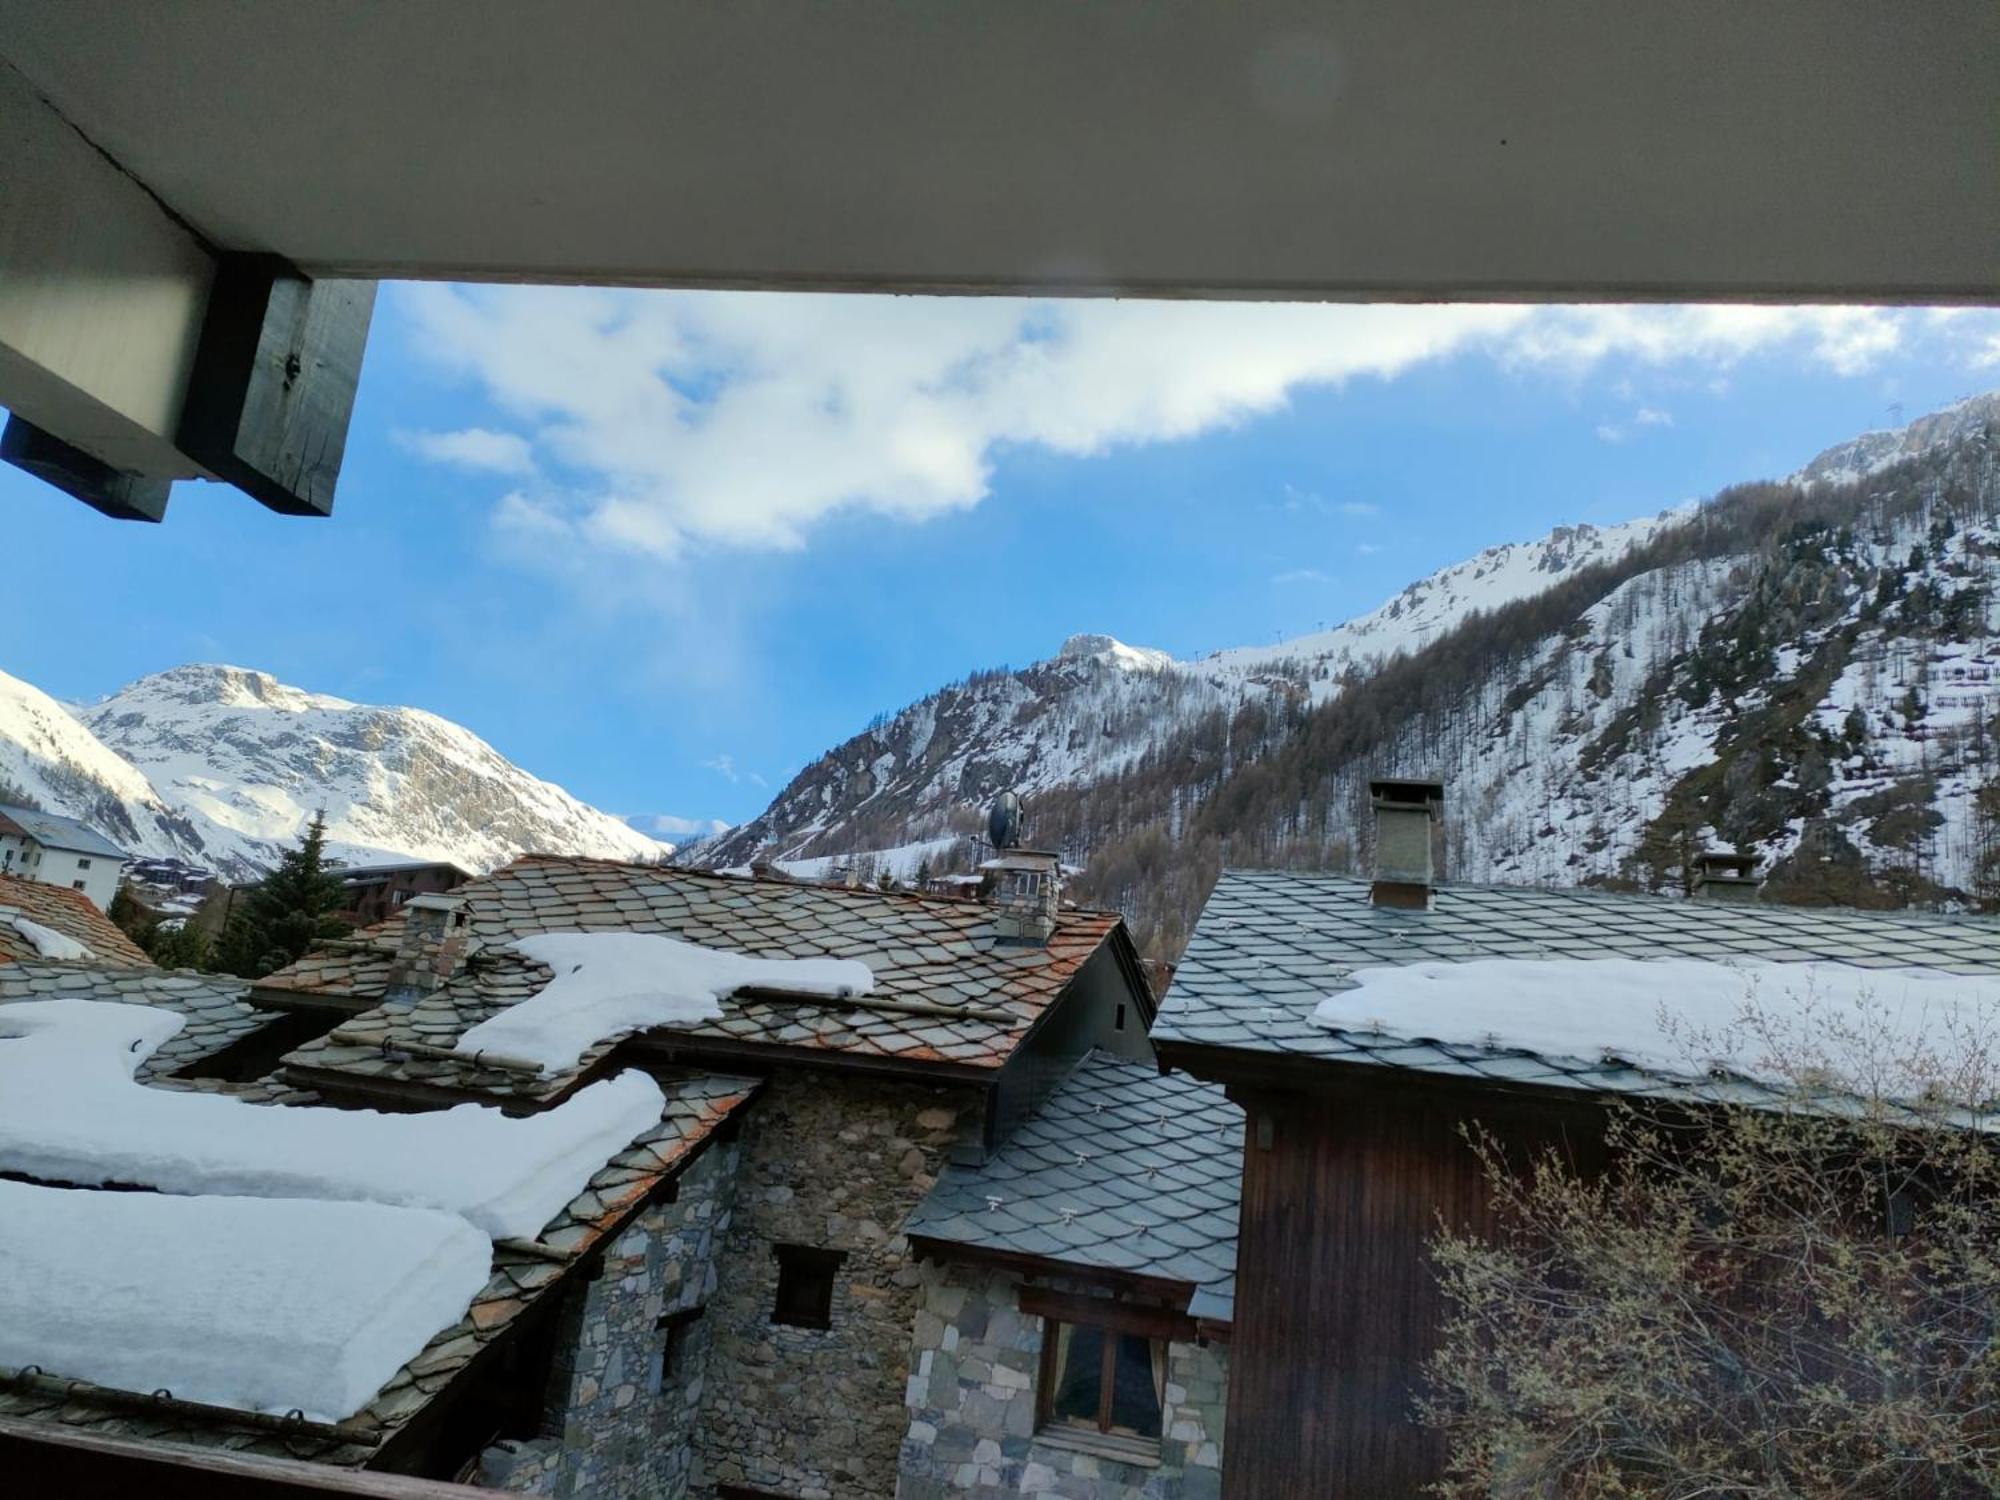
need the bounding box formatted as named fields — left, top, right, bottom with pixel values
left=1369, top=777, right=1445, bottom=809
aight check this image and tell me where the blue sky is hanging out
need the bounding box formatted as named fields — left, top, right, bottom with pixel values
left=4, top=296, right=1997, bottom=836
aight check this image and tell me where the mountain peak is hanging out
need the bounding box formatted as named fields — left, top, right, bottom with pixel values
left=121, top=663, right=363, bottom=714
left=1056, top=634, right=1177, bottom=673
left=1790, top=390, right=2000, bottom=488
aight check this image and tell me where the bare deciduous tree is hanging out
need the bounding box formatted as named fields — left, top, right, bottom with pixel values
left=1423, top=993, right=2000, bottom=1498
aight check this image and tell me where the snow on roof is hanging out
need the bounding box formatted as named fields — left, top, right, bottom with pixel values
left=7, top=913, right=93, bottom=962
left=1312, top=957, right=2000, bottom=1090
left=0, top=999, right=665, bottom=1238
left=455, top=930, right=877, bottom=1074
left=0, top=1178, right=491, bottom=1423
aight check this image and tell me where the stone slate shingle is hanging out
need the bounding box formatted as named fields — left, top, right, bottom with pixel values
left=0, top=961, right=260, bottom=1079
left=270, top=856, right=1127, bottom=1102
left=907, top=1050, right=1240, bottom=1321
left=0, top=1069, right=758, bottom=1466
left=0, top=872, right=151, bottom=967
left=1157, top=869, right=2000, bottom=1100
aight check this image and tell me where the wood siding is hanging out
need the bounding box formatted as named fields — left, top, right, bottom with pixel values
left=1222, top=1076, right=1605, bottom=1499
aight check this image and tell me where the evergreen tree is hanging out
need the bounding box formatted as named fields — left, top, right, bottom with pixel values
left=211, top=811, right=353, bottom=978
left=107, top=884, right=155, bottom=946
left=144, top=919, right=212, bottom=971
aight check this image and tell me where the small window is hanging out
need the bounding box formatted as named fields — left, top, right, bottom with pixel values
left=76, top=858, right=91, bottom=870
left=1114, top=1002, right=1127, bottom=1032
left=648, top=1305, right=704, bottom=1393
left=72, top=879, right=87, bottom=891
left=771, top=1244, right=844, bottom=1330
left=1037, top=1319, right=1165, bottom=1456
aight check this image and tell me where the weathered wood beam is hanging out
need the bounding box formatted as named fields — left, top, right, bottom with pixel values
left=0, top=414, right=170, bottom=521
left=0, top=1413, right=481, bottom=1498
left=175, top=256, right=375, bottom=517
left=0, top=62, right=210, bottom=489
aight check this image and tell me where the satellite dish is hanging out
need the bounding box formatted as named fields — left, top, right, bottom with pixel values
left=987, top=791, right=1023, bottom=852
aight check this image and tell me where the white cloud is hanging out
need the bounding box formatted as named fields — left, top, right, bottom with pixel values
left=1273, top=568, right=1332, bottom=585
left=397, top=426, right=538, bottom=476
left=396, top=288, right=1951, bottom=565
left=1635, top=406, right=1674, bottom=427
left=1337, top=500, right=1380, bottom=518
left=629, top=813, right=733, bottom=839
left=701, top=754, right=766, bottom=789
left=1595, top=423, right=1626, bottom=444
left=1356, top=542, right=1385, bottom=556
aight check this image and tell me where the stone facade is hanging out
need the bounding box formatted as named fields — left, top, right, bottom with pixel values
left=478, top=1135, right=743, bottom=1498
left=897, top=1264, right=1228, bottom=1500
left=690, top=1067, right=982, bottom=1499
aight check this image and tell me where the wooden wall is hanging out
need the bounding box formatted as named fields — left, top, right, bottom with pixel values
left=1221, top=1075, right=1605, bottom=1498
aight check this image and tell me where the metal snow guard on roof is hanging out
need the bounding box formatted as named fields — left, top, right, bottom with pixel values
left=907, top=1049, right=1239, bottom=1322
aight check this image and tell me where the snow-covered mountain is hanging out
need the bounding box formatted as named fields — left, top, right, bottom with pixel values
left=0, top=669, right=206, bottom=864
left=0, top=665, right=668, bottom=881
left=704, top=394, right=2000, bottom=954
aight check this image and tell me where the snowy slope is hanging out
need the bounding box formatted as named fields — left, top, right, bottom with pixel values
left=703, top=510, right=1685, bottom=869
left=0, top=668, right=205, bottom=864
left=78, top=666, right=669, bottom=880
left=704, top=395, right=2000, bottom=947
left=1201, top=505, right=1692, bottom=697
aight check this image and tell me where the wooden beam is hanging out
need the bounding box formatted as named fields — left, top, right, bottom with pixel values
left=0, top=1414, right=483, bottom=1497
left=175, top=256, right=375, bottom=517
left=1018, top=1285, right=1198, bottom=1345
left=0, top=61, right=210, bottom=486
left=905, top=1235, right=1197, bottom=1306
left=1, top=413, right=170, bottom=520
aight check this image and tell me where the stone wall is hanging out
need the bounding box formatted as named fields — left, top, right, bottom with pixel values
left=477, top=1134, right=743, bottom=1498
left=896, top=1263, right=1227, bottom=1500
left=690, top=1067, right=982, bottom=1499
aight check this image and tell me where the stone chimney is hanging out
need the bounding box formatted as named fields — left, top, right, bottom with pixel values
left=984, top=850, right=1061, bottom=945
left=1692, top=851, right=1761, bottom=902
left=383, top=892, right=475, bottom=1006
left=1369, top=777, right=1444, bottom=910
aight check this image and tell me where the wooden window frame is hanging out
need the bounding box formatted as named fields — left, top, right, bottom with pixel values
left=1031, top=1306, right=1170, bottom=1465
left=770, top=1243, right=845, bottom=1331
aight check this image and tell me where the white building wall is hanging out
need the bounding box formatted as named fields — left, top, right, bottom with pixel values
left=1, top=838, right=121, bottom=909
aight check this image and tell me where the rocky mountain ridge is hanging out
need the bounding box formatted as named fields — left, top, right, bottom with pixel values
left=702, top=395, right=2000, bottom=955
left=0, top=664, right=667, bottom=881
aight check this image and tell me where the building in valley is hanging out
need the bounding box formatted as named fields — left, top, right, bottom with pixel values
left=334, top=858, right=475, bottom=929
left=0, top=803, right=129, bottom=909
left=1152, top=782, right=2000, bottom=1498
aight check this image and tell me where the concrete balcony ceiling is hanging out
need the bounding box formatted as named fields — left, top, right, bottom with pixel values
left=1, top=1, right=1993, bottom=520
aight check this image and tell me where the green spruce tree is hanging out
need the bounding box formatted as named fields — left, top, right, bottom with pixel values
left=211, top=811, right=353, bottom=978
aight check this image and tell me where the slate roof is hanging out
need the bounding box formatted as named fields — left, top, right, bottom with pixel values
left=1156, top=870, right=2000, bottom=1099
left=268, top=856, right=1130, bottom=1104
left=0, top=1069, right=758, bottom=1467
left=0, top=962, right=265, bottom=1080
left=0, top=873, right=152, bottom=967
left=906, top=1050, right=1240, bottom=1322
left=0, top=803, right=129, bottom=860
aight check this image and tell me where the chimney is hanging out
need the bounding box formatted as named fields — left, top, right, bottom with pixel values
left=1369, top=777, right=1444, bottom=909
left=383, top=892, right=474, bottom=1006
left=1692, top=851, right=1761, bottom=902
left=984, top=850, right=1061, bottom=945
